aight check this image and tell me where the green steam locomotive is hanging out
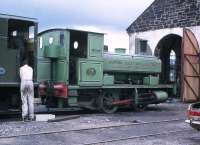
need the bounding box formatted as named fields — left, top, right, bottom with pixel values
left=0, top=14, right=174, bottom=113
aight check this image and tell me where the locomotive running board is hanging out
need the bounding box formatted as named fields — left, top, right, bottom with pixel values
left=68, top=84, right=173, bottom=89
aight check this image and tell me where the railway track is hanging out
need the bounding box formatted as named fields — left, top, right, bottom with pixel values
left=0, top=118, right=184, bottom=139
left=0, top=108, right=97, bottom=122
left=84, top=128, right=193, bottom=145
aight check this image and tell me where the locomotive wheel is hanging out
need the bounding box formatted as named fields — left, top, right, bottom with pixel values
left=98, top=91, right=119, bottom=114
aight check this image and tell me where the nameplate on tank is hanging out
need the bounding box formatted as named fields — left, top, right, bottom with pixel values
left=0, top=67, right=6, bottom=76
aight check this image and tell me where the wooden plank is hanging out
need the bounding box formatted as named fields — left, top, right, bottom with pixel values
left=181, top=28, right=200, bottom=102
left=185, top=56, right=199, bottom=75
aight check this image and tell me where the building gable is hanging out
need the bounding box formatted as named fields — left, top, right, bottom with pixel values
left=127, top=0, right=200, bottom=33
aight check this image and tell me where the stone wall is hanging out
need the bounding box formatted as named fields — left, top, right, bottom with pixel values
left=128, top=27, right=183, bottom=55
left=127, top=0, right=200, bottom=33
left=129, top=26, right=200, bottom=56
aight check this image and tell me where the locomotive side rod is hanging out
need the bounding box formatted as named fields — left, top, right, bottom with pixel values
left=112, top=99, right=133, bottom=106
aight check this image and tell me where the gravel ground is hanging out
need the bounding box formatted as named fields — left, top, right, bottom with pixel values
left=0, top=102, right=198, bottom=145
left=100, top=129, right=200, bottom=145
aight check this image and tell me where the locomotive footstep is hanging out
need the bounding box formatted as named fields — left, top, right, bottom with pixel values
left=35, top=114, right=55, bottom=122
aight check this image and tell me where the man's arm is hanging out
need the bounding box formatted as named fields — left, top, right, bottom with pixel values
left=31, top=67, right=33, bottom=80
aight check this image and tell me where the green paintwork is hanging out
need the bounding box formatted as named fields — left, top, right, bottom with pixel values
left=37, top=59, right=51, bottom=81
left=134, top=88, right=139, bottom=105
left=68, top=96, right=78, bottom=106
left=173, top=84, right=177, bottom=96
left=38, top=30, right=69, bottom=58
left=0, top=49, right=18, bottom=82
left=37, top=30, right=104, bottom=86
left=88, top=33, right=104, bottom=59
left=37, top=30, right=69, bottom=84
left=0, top=16, right=37, bottom=84
left=37, top=35, right=51, bottom=82
left=143, top=75, right=159, bottom=85
left=0, top=18, right=8, bottom=36
left=153, top=91, right=168, bottom=102
left=77, top=59, right=103, bottom=86
left=57, top=98, right=64, bottom=108
left=103, top=56, right=161, bottom=73
left=0, top=18, right=18, bottom=82
left=103, top=74, right=114, bottom=85
left=55, top=59, right=68, bottom=82
left=67, top=84, right=173, bottom=89
left=44, top=45, right=60, bottom=58
left=115, top=48, right=126, bottom=54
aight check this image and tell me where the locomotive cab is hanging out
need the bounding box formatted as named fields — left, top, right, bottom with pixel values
left=37, top=29, right=104, bottom=108
left=69, top=30, right=88, bottom=85
left=0, top=14, right=38, bottom=111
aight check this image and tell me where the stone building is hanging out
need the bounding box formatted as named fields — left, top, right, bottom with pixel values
left=127, top=0, right=200, bottom=102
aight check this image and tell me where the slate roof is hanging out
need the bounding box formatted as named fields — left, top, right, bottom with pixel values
left=127, top=0, right=200, bottom=33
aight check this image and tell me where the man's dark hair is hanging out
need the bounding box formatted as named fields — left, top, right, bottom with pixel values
left=22, top=59, right=29, bottom=66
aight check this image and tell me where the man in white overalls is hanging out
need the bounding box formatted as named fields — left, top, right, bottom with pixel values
left=19, top=60, right=34, bottom=121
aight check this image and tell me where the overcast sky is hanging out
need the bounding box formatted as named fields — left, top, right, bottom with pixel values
left=0, top=0, right=154, bottom=52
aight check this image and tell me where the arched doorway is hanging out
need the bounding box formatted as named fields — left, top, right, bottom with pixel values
left=154, top=34, right=182, bottom=97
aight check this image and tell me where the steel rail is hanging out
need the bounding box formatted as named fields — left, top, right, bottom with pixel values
left=0, top=118, right=184, bottom=139
left=84, top=129, right=193, bottom=145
